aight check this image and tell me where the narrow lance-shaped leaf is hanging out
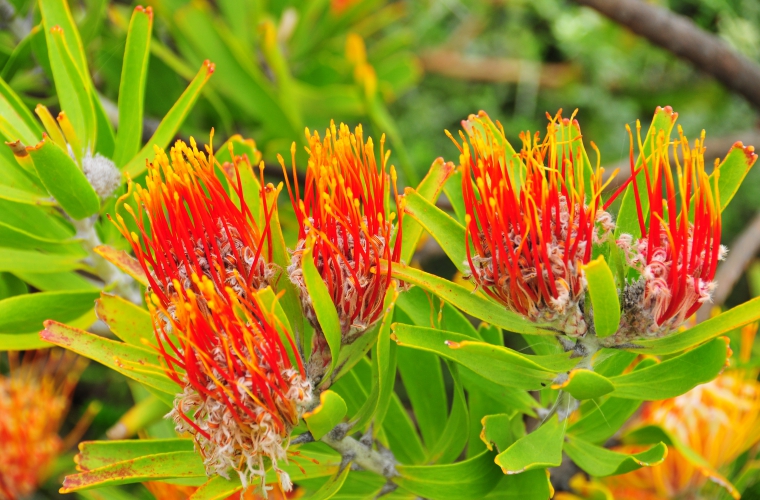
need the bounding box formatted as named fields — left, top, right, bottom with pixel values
left=611, top=337, right=731, bottom=400
left=125, top=60, right=215, bottom=177
left=398, top=158, right=455, bottom=263
left=23, top=138, right=99, bottom=219
left=564, top=436, right=667, bottom=477
left=582, top=256, right=620, bottom=338
left=395, top=451, right=501, bottom=500
left=113, top=6, right=153, bottom=167
left=403, top=188, right=467, bottom=272
left=302, top=235, right=342, bottom=383
left=47, top=25, right=95, bottom=155
left=387, top=262, right=554, bottom=336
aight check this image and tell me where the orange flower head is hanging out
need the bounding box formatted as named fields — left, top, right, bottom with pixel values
left=0, top=350, right=86, bottom=500
left=607, top=365, right=760, bottom=498
left=611, top=125, right=739, bottom=342
left=452, top=111, right=614, bottom=337
left=115, top=137, right=276, bottom=316
left=116, top=138, right=311, bottom=492
left=282, top=122, right=402, bottom=343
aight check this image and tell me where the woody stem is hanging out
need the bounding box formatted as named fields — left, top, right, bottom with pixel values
left=320, top=424, right=399, bottom=480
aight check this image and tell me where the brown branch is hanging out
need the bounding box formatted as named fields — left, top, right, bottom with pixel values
left=696, top=212, right=760, bottom=322
left=574, top=0, right=760, bottom=111
left=419, top=49, right=579, bottom=88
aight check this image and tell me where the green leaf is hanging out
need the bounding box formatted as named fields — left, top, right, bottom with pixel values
left=712, top=142, right=757, bottom=213
left=47, top=25, right=95, bottom=154
left=304, top=390, right=348, bottom=441
left=0, top=223, right=83, bottom=255
left=171, top=4, right=301, bottom=145
left=552, top=369, right=615, bottom=400
left=392, top=324, right=576, bottom=390
left=610, top=337, right=730, bottom=399
left=568, top=397, right=641, bottom=444
left=261, top=184, right=304, bottom=338
left=403, top=189, right=467, bottom=272
left=0, top=332, right=52, bottom=350
left=614, top=106, right=678, bottom=240
left=113, top=6, right=153, bottom=167
left=124, top=61, right=214, bottom=177
left=0, top=248, right=81, bottom=273
left=494, top=415, right=564, bottom=474
left=190, top=476, right=243, bottom=500
left=481, top=413, right=518, bottom=453
left=302, top=235, right=342, bottom=383
left=389, top=263, right=553, bottom=336
left=93, top=245, right=149, bottom=286
left=426, top=362, right=468, bottom=464
left=632, top=297, right=760, bottom=354
left=95, top=293, right=153, bottom=346
left=483, top=470, right=554, bottom=499
left=26, top=138, right=100, bottom=219
left=13, top=270, right=95, bottom=292
left=61, top=452, right=205, bottom=492
left=0, top=289, right=98, bottom=333
left=0, top=272, right=27, bottom=299
left=39, top=0, right=89, bottom=74
left=309, top=466, right=352, bottom=500
left=40, top=321, right=179, bottom=396
left=624, top=424, right=739, bottom=499
left=582, top=256, right=620, bottom=338
left=397, top=341, right=447, bottom=449
left=0, top=76, right=42, bottom=144
left=396, top=451, right=501, bottom=500
left=399, top=158, right=455, bottom=264
left=442, top=170, right=467, bottom=224
left=75, top=439, right=194, bottom=471
left=564, top=436, right=667, bottom=477
left=349, top=287, right=398, bottom=431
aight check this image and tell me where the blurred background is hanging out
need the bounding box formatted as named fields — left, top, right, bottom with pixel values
left=3, top=0, right=760, bottom=497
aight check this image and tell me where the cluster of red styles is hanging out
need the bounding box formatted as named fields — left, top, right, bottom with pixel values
left=107, top=109, right=737, bottom=493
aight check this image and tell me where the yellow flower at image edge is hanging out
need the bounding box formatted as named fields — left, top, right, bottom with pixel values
left=607, top=367, right=760, bottom=498
left=0, top=350, right=86, bottom=500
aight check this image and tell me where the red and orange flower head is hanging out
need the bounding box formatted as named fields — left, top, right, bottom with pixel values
left=115, top=137, right=276, bottom=317
left=282, top=122, right=402, bottom=344
left=612, top=126, right=736, bottom=342
left=0, top=350, right=86, bottom=500
left=151, top=275, right=311, bottom=493
left=452, top=111, right=614, bottom=337
left=116, top=139, right=312, bottom=492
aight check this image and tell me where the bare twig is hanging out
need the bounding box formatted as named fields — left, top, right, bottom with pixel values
left=697, top=212, right=760, bottom=321
left=419, top=49, right=579, bottom=88
left=574, top=0, right=760, bottom=111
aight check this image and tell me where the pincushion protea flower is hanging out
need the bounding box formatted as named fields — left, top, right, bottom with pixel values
left=0, top=350, right=86, bottom=500
left=452, top=111, right=615, bottom=337
left=115, top=137, right=276, bottom=317
left=605, top=332, right=760, bottom=499
left=151, top=275, right=311, bottom=492
left=282, top=122, right=402, bottom=346
left=611, top=126, right=736, bottom=342
left=116, top=138, right=312, bottom=493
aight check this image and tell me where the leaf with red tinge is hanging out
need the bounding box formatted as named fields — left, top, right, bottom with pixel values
left=95, top=293, right=152, bottom=346
left=75, top=439, right=194, bottom=472
left=61, top=451, right=205, bottom=492
left=94, top=245, right=148, bottom=286
left=40, top=320, right=178, bottom=395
